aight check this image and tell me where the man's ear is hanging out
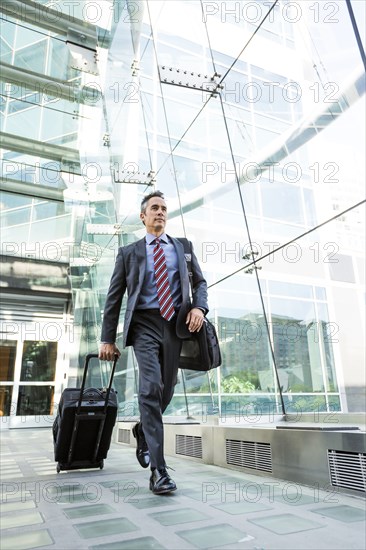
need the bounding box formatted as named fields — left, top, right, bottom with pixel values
left=140, top=212, right=145, bottom=225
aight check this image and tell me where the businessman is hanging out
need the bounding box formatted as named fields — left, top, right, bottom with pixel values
left=99, top=190, right=208, bottom=494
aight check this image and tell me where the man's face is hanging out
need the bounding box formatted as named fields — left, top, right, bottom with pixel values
left=140, top=196, right=167, bottom=234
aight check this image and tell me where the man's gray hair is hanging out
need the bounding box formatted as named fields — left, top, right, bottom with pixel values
left=140, top=190, right=165, bottom=213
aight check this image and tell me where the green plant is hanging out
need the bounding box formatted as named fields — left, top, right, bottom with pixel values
left=221, top=376, right=256, bottom=393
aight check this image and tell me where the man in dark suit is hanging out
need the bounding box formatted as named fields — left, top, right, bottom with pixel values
left=99, top=190, right=208, bottom=494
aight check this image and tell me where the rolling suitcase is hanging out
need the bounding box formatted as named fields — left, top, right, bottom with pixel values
left=53, top=353, right=118, bottom=473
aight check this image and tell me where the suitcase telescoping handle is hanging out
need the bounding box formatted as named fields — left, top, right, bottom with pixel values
left=77, top=353, right=119, bottom=414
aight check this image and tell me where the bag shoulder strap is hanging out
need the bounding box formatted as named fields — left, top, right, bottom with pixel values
left=177, top=237, right=193, bottom=290
left=177, top=237, right=191, bottom=257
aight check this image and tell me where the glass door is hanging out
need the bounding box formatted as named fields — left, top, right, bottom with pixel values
left=0, top=340, right=16, bottom=420
left=0, top=337, right=64, bottom=429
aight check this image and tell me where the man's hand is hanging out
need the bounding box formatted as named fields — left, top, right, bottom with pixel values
left=186, top=308, right=205, bottom=332
left=99, top=343, right=121, bottom=361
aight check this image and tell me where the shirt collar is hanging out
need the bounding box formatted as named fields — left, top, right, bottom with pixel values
left=146, top=232, right=168, bottom=244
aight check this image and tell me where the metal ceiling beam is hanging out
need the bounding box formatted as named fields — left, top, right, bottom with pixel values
left=0, top=178, right=64, bottom=202
left=0, top=0, right=98, bottom=47
left=0, top=62, right=101, bottom=104
left=0, top=132, right=80, bottom=172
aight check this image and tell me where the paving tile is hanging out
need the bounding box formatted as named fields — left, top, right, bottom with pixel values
left=63, top=503, right=115, bottom=518
left=1, top=510, right=44, bottom=530
left=0, top=529, right=53, bottom=550
left=44, top=484, right=90, bottom=503
left=0, top=470, right=22, bottom=477
left=99, top=479, right=135, bottom=488
left=27, top=459, right=53, bottom=463
left=109, top=482, right=148, bottom=501
left=149, top=507, right=210, bottom=525
left=128, top=494, right=179, bottom=509
left=270, top=493, right=317, bottom=506
left=34, top=469, right=59, bottom=476
left=2, top=494, right=34, bottom=504
left=189, top=470, right=225, bottom=478
left=248, top=513, right=324, bottom=534
left=45, top=482, right=83, bottom=495
left=0, top=472, right=23, bottom=479
left=310, top=504, right=366, bottom=523
left=73, top=517, right=139, bottom=539
left=57, top=492, right=92, bottom=504
left=200, top=480, right=266, bottom=504
left=180, top=488, right=209, bottom=502
left=212, top=500, right=274, bottom=514
left=176, top=522, right=253, bottom=548
left=1, top=500, right=36, bottom=513
left=90, top=536, right=165, bottom=549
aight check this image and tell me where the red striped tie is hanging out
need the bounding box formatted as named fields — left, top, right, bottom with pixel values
left=153, top=238, right=175, bottom=321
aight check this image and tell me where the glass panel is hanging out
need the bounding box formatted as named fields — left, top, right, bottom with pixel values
left=0, top=192, right=33, bottom=223
left=0, top=37, right=12, bottom=63
left=0, top=386, right=13, bottom=416
left=14, top=41, right=47, bottom=73
left=48, top=39, right=74, bottom=80
left=284, top=394, right=327, bottom=414
left=5, top=107, right=40, bottom=140
left=3, top=103, right=79, bottom=142
left=317, top=303, right=338, bottom=392
left=31, top=200, right=65, bottom=221
left=1, top=17, right=15, bottom=46
left=27, top=214, right=73, bottom=244
left=20, top=341, right=57, bottom=382
left=40, top=101, right=79, bottom=141
left=16, top=385, right=54, bottom=416
left=328, top=395, right=341, bottom=411
left=268, top=281, right=313, bottom=299
left=0, top=340, right=17, bottom=381
left=51, top=0, right=365, bottom=417
left=0, top=190, right=73, bottom=262
left=315, top=287, right=327, bottom=301
left=2, top=155, right=65, bottom=190
left=261, top=181, right=305, bottom=225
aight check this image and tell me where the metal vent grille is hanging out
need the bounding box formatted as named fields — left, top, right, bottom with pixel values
left=118, top=429, right=130, bottom=444
left=176, top=435, right=202, bottom=459
left=226, top=439, right=272, bottom=472
left=328, top=450, right=366, bottom=492
left=0, top=296, right=67, bottom=324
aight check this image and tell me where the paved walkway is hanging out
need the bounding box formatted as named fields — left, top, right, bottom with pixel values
left=0, top=428, right=365, bottom=550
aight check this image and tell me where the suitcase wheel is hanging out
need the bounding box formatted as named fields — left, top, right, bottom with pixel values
left=99, top=460, right=104, bottom=470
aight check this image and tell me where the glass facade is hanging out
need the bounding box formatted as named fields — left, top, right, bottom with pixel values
left=0, top=0, right=365, bottom=421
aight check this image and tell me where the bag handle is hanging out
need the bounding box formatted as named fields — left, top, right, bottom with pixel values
left=77, top=353, right=118, bottom=413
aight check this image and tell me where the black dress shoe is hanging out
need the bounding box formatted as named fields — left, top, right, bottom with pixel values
left=132, top=422, right=150, bottom=468
left=149, top=468, right=177, bottom=494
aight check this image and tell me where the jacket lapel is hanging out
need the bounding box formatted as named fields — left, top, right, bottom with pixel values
left=135, top=238, right=147, bottom=290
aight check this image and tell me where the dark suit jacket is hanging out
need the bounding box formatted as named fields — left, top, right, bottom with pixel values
left=101, top=235, right=208, bottom=347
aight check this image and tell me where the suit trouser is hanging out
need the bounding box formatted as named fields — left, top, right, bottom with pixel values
left=130, top=309, right=182, bottom=470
